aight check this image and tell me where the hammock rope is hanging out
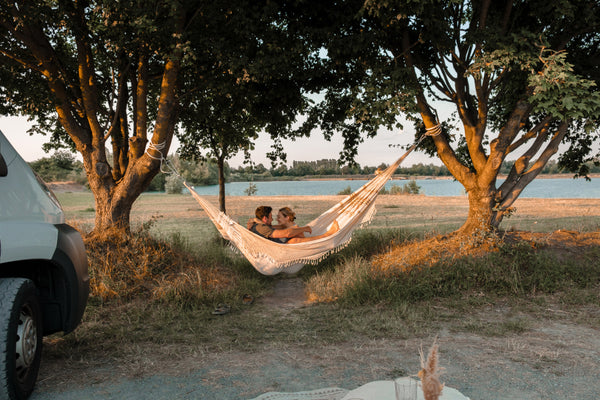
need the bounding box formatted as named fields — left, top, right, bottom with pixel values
left=151, top=125, right=440, bottom=275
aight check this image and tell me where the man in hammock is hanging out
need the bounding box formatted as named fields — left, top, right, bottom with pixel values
left=247, top=206, right=312, bottom=243
left=248, top=206, right=340, bottom=244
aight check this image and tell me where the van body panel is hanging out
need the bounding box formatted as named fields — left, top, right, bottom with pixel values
left=0, top=133, right=64, bottom=224
left=0, top=221, right=59, bottom=263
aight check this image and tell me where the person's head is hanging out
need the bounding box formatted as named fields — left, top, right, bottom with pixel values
left=255, top=206, right=273, bottom=224
left=277, top=207, right=296, bottom=225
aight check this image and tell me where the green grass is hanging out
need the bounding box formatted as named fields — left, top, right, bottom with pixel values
left=45, top=192, right=600, bottom=364
left=327, top=244, right=600, bottom=305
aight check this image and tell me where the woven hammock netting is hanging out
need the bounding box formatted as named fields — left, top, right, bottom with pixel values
left=185, top=145, right=418, bottom=275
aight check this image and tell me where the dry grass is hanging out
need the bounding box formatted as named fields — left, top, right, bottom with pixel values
left=83, top=225, right=237, bottom=304
left=371, top=230, right=501, bottom=275
left=57, top=191, right=600, bottom=308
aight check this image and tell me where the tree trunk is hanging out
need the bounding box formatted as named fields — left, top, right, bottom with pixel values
left=217, top=157, right=226, bottom=213
left=93, top=188, right=135, bottom=233
left=457, top=187, right=499, bottom=236
left=86, top=153, right=159, bottom=235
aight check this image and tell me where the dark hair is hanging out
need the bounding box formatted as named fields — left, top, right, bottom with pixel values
left=255, top=206, right=272, bottom=220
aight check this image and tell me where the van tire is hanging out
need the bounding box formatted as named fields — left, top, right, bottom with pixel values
left=0, top=279, right=43, bottom=400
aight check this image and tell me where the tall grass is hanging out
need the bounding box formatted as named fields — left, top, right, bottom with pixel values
left=306, top=237, right=600, bottom=306
left=81, top=214, right=600, bottom=311
left=83, top=222, right=269, bottom=309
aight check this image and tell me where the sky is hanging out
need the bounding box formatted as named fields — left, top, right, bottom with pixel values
left=0, top=115, right=440, bottom=168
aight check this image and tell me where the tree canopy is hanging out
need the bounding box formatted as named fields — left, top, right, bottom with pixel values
left=0, top=1, right=323, bottom=231
left=176, top=1, right=326, bottom=212
left=2, top=0, right=599, bottom=237
left=312, top=0, right=600, bottom=233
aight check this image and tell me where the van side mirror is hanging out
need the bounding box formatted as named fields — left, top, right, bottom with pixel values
left=0, top=153, right=7, bottom=177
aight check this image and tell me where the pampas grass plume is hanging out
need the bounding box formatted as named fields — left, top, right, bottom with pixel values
left=418, top=339, right=444, bottom=400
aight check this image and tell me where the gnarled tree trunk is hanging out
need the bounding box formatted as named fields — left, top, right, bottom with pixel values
left=459, top=188, right=498, bottom=235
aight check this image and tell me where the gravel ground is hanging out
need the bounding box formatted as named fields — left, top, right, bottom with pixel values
left=30, top=279, right=600, bottom=400
left=29, top=323, right=600, bottom=400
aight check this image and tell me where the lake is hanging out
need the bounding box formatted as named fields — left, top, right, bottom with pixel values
left=190, top=177, right=600, bottom=198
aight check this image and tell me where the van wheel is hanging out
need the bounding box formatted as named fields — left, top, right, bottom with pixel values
left=0, top=278, right=43, bottom=400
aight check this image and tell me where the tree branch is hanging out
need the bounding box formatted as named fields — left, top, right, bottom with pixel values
left=130, top=51, right=149, bottom=160
left=401, top=29, right=473, bottom=187
left=2, top=4, right=89, bottom=151
left=0, top=49, right=43, bottom=73
left=485, top=98, right=533, bottom=184
left=505, top=116, right=553, bottom=154
left=71, top=4, right=104, bottom=146
left=497, top=120, right=569, bottom=210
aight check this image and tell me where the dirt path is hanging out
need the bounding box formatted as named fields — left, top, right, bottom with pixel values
left=31, top=280, right=600, bottom=400
left=258, top=276, right=309, bottom=311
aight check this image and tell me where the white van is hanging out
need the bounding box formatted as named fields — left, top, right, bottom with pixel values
left=0, top=130, right=89, bottom=400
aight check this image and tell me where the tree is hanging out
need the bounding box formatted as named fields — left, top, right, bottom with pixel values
left=317, top=0, right=600, bottom=235
left=176, top=0, right=322, bottom=212
left=29, top=150, right=85, bottom=182
left=0, top=1, right=196, bottom=234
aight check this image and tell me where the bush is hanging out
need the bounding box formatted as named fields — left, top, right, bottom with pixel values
left=148, top=173, right=166, bottom=191
left=388, top=180, right=421, bottom=195
left=29, top=151, right=86, bottom=182
left=337, top=185, right=352, bottom=195
left=403, top=180, right=421, bottom=194
left=165, top=175, right=184, bottom=194
left=244, top=182, right=258, bottom=196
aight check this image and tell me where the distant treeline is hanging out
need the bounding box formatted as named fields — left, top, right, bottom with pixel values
left=29, top=152, right=600, bottom=191
left=228, top=158, right=599, bottom=181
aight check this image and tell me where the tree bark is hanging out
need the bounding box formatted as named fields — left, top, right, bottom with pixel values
left=217, top=156, right=226, bottom=213
left=459, top=187, right=498, bottom=235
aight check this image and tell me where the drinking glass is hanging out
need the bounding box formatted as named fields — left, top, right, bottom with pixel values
left=394, top=377, right=418, bottom=400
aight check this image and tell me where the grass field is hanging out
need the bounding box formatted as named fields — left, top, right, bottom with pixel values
left=36, top=191, right=600, bottom=398
left=56, top=191, right=600, bottom=241
left=53, top=189, right=600, bottom=316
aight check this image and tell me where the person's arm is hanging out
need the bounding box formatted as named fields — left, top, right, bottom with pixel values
left=271, top=225, right=312, bottom=239
left=247, top=217, right=262, bottom=230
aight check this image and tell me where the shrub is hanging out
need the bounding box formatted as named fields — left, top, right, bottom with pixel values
left=388, top=180, right=421, bottom=195
left=165, top=175, right=184, bottom=194
left=244, top=182, right=258, bottom=196
left=337, top=185, right=352, bottom=195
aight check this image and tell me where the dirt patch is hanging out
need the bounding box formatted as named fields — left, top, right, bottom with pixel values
left=372, top=229, right=600, bottom=275
left=34, top=302, right=600, bottom=399
left=258, top=276, right=309, bottom=312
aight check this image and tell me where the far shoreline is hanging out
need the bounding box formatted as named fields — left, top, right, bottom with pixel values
left=253, top=172, right=600, bottom=182
left=47, top=173, right=600, bottom=193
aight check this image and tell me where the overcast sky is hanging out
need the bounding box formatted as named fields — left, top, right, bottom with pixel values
left=0, top=115, right=441, bottom=168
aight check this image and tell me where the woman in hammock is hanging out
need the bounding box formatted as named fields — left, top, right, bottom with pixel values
left=247, top=206, right=338, bottom=244
left=275, top=207, right=339, bottom=244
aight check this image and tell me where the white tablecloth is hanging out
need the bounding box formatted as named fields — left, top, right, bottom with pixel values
left=251, top=378, right=470, bottom=400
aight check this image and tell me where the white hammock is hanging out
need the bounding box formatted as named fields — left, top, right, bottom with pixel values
left=157, top=127, right=438, bottom=275
left=183, top=141, right=422, bottom=275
